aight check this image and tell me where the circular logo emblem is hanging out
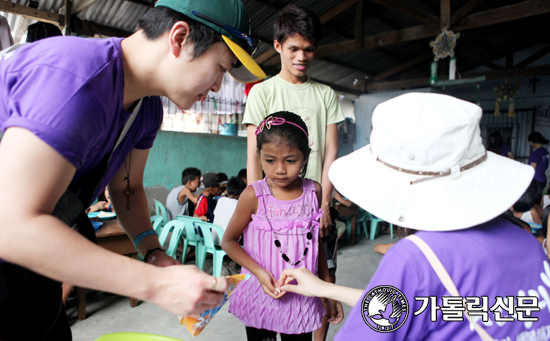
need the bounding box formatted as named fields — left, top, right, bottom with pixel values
left=361, top=285, right=409, bottom=333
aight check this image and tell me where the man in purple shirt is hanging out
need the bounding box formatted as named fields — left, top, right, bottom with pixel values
left=277, top=93, right=550, bottom=340
left=0, top=0, right=265, bottom=339
left=528, top=132, right=550, bottom=198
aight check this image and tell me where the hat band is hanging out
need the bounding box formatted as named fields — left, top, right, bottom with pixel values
left=375, top=150, right=488, bottom=185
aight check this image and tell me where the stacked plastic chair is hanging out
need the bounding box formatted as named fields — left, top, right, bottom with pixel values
left=194, top=221, right=227, bottom=276
left=364, top=212, right=395, bottom=240
left=158, top=220, right=186, bottom=259
left=153, top=199, right=169, bottom=227
left=177, top=215, right=203, bottom=266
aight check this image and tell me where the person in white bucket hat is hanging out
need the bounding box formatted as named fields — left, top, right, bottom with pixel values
left=276, top=93, right=550, bottom=340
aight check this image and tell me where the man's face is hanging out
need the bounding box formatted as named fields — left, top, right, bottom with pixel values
left=167, top=41, right=237, bottom=109
left=211, top=185, right=222, bottom=196
left=188, top=176, right=201, bottom=191
left=274, top=33, right=316, bottom=84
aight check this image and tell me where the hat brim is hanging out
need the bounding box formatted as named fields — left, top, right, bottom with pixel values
left=222, top=35, right=267, bottom=83
left=329, top=146, right=535, bottom=231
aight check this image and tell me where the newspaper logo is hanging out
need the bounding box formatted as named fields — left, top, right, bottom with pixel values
left=362, top=285, right=409, bottom=333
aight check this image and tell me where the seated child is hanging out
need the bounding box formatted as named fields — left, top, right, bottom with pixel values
left=213, top=176, right=246, bottom=244
left=165, top=167, right=201, bottom=220
left=194, top=172, right=222, bottom=222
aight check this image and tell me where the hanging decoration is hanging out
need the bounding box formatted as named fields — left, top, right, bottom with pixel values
left=429, top=28, right=460, bottom=83
left=493, top=80, right=518, bottom=118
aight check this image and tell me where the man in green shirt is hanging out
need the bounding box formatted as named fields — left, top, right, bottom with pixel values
left=242, top=4, right=344, bottom=340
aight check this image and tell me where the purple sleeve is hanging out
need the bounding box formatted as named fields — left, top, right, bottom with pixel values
left=134, top=96, right=163, bottom=150
left=529, top=148, right=543, bottom=165
left=335, top=242, right=433, bottom=340
left=2, top=66, right=105, bottom=168
left=501, top=144, right=511, bottom=157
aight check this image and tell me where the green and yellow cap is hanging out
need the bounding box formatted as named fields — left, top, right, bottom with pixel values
left=155, top=0, right=267, bottom=83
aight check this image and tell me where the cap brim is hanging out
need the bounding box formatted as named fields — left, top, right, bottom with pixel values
left=222, top=35, right=267, bottom=83
left=329, top=146, right=535, bottom=231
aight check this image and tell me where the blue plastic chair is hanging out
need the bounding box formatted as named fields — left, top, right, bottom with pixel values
left=153, top=199, right=169, bottom=227
left=341, top=209, right=368, bottom=242
left=95, top=332, right=183, bottom=341
left=364, top=212, right=395, bottom=240
left=195, top=221, right=227, bottom=276
left=177, top=215, right=204, bottom=266
left=158, top=220, right=185, bottom=259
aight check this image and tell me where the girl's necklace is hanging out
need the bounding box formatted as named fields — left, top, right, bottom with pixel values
left=264, top=178, right=313, bottom=266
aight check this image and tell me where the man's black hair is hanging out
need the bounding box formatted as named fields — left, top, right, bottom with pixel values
left=256, top=111, right=311, bottom=177
left=217, top=173, right=228, bottom=183
left=138, top=6, right=223, bottom=59
left=273, top=4, right=322, bottom=46
left=182, top=167, right=201, bottom=185
left=226, top=176, right=246, bottom=196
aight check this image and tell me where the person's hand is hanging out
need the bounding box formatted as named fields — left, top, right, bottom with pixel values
left=278, top=267, right=328, bottom=297
left=320, top=204, right=333, bottom=238
left=199, top=216, right=208, bottom=222
left=146, top=250, right=179, bottom=267
left=148, top=265, right=229, bottom=316
left=256, top=269, right=284, bottom=299
left=326, top=298, right=344, bottom=325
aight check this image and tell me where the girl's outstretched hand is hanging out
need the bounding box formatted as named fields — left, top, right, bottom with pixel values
left=257, top=269, right=285, bottom=299
left=277, top=267, right=327, bottom=297
left=327, top=299, right=344, bottom=325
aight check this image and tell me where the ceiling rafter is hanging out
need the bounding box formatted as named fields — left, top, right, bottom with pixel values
left=368, top=0, right=440, bottom=26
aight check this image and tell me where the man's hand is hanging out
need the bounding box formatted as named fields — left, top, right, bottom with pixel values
left=148, top=265, right=229, bottom=316
left=257, top=268, right=285, bottom=299
left=326, top=299, right=344, bottom=325
left=320, top=204, right=333, bottom=238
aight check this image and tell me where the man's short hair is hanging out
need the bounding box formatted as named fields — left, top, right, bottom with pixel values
left=138, top=6, right=223, bottom=59
left=273, top=4, right=322, bottom=46
left=227, top=176, right=246, bottom=196
left=182, top=167, right=201, bottom=185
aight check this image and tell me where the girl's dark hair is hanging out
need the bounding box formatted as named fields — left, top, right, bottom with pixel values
left=181, top=167, right=201, bottom=185
left=528, top=132, right=549, bottom=145
left=513, top=180, right=541, bottom=213
left=256, top=111, right=311, bottom=177
left=273, top=4, right=323, bottom=46
left=138, top=6, right=223, bottom=59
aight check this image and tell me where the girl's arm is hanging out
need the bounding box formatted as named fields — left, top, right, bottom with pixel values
left=221, top=186, right=283, bottom=299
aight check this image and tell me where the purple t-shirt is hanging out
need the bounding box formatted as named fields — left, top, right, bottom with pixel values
left=0, top=36, right=162, bottom=203
left=500, top=144, right=512, bottom=157
left=335, top=218, right=550, bottom=340
left=529, top=147, right=549, bottom=183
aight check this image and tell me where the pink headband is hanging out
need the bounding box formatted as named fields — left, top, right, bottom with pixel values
left=255, top=116, right=308, bottom=138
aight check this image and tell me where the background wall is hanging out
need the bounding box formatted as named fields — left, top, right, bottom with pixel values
left=143, top=131, right=247, bottom=213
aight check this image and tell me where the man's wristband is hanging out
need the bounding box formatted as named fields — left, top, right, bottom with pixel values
left=143, top=247, right=165, bottom=263
left=133, top=230, right=158, bottom=248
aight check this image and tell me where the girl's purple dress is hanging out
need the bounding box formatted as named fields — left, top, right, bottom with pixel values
left=229, top=178, right=326, bottom=334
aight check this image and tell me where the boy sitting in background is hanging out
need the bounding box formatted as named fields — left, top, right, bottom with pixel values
left=194, top=172, right=221, bottom=222
left=165, top=167, right=201, bottom=220
left=213, top=176, right=246, bottom=239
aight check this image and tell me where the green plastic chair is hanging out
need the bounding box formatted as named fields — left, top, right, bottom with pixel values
left=158, top=220, right=185, bottom=259
left=340, top=209, right=368, bottom=242
left=194, top=221, right=227, bottom=276
left=364, top=212, right=395, bottom=240
left=177, top=215, right=203, bottom=266
left=150, top=215, right=164, bottom=234
left=153, top=199, right=169, bottom=226
left=95, top=332, right=184, bottom=341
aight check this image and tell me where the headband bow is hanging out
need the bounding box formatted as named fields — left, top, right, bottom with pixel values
left=254, top=116, right=309, bottom=138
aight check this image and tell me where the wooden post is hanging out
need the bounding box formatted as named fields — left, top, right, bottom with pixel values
left=441, top=0, right=450, bottom=29
left=355, top=0, right=363, bottom=49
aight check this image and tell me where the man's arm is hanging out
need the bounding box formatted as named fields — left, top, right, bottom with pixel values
left=0, top=128, right=228, bottom=316
left=178, top=187, right=200, bottom=204
left=319, top=124, right=339, bottom=238
left=247, top=124, right=263, bottom=184
left=107, top=148, right=176, bottom=266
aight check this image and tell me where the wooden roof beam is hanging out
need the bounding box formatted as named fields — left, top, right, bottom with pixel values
left=451, top=0, right=485, bottom=25
left=453, top=0, right=550, bottom=31
left=440, top=0, right=450, bottom=29
left=368, top=0, right=440, bottom=26
left=0, top=0, right=59, bottom=25
left=515, top=45, right=550, bottom=68
left=371, top=51, right=433, bottom=81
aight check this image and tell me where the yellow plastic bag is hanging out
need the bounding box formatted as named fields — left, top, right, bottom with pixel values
left=179, top=274, right=249, bottom=336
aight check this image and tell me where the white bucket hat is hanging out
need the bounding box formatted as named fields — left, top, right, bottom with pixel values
left=329, top=93, right=534, bottom=231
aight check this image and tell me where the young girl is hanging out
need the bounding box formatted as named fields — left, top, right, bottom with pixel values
left=222, top=111, right=342, bottom=340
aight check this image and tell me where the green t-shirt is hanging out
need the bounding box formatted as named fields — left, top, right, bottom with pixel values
left=243, top=75, right=344, bottom=183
